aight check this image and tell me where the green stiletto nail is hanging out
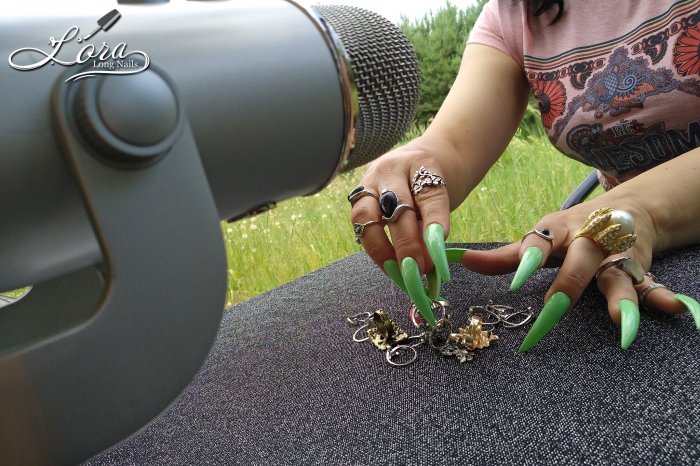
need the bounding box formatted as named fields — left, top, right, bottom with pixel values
left=619, top=299, right=640, bottom=350
left=401, top=257, right=436, bottom=326
left=427, top=271, right=441, bottom=301
left=674, top=294, right=700, bottom=330
left=383, top=259, right=407, bottom=294
left=445, top=248, right=468, bottom=264
left=510, top=247, right=543, bottom=292
left=425, top=223, right=450, bottom=284
left=519, top=291, right=571, bottom=352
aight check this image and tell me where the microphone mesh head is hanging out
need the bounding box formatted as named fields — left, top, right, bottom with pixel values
left=312, top=5, right=421, bottom=172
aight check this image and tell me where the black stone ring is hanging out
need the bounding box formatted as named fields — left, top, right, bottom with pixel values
left=379, top=189, right=416, bottom=223
left=347, top=185, right=379, bottom=206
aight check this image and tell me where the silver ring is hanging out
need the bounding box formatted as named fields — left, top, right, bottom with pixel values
left=639, top=283, right=667, bottom=311
left=411, top=166, right=446, bottom=196
left=353, top=219, right=383, bottom=243
left=347, top=185, right=379, bottom=206
left=382, top=204, right=415, bottom=223
left=379, top=189, right=416, bottom=223
left=522, top=228, right=555, bottom=245
left=595, top=257, right=645, bottom=285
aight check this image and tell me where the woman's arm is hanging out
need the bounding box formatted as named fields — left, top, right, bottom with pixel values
left=350, top=43, right=530, bottom=320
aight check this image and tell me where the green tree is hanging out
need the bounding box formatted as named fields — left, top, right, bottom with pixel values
left=400, top=0, right=488, bottom=126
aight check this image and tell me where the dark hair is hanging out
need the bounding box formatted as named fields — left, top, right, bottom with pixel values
left=530, top=0, right=564, bottom=24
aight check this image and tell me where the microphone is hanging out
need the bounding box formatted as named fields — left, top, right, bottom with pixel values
left=0, top=0, right=421, bottom=292
left=0, top=1, right=420, bottom=463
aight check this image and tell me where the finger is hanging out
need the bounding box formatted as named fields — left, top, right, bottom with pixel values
left=351, top=195, right=404, bottom=291
left=380, top=187, right=427, bottom=273
left=401, top=256, right=436, bottom=326
left=459, top=242, right=522, bottom=274
left=425, top=223, right=450, bottom=284
left=511, top=226, right=559, bottom=291
left=411, top=166, right=450, bottom=283
left=596, top=257, right=642, bottom=349
left=378, top=187, right=436, bottom=322
left=519, top=236, right=605, bottom=352
left=636, top=277, right=700, bottom=328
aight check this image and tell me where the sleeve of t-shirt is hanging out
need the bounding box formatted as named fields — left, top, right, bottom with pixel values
left=467, top=0, right=525, bottom=70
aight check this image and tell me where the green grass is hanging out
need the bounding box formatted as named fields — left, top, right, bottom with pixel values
left=0, top=132, right=598, bottom=307
left=221, top=134, right=598, bottom=307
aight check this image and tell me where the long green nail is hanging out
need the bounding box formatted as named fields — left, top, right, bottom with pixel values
left=401, top=257, right=436, bottom=326
left=427, top=271, right=441, bottom=301
left=445, top=248, right=468, bottom=264
left=510, top=247, right=543, bottom=292
left=519, top=291, right=571, bottom=352
left=383, top=259, right=407, bottom=293
left=675, top=294, right=700, bottom=329
left=425, top=223, right=450, bottom=284
left=619, top=299, right=640, bottom=350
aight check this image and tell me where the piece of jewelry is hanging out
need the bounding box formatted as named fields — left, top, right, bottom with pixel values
left=595, top=256, right=645, bottom=285
left=409, top=300, right=450, bottom=328
left=347, top=299, right=528, bottom=368
left=367, top=310, right=409, bottom=351
left=522, top=228, right=555, bottom=247
left=347, top=185, right=379, bottom=206
left=411, top=166, right=446, bottom=196
left=639, top=282, right=668, bottom=310
left=572, top=207, right=637, bottom=256
left=353, top=219, right=383, bottom=244
left=379, top=189, right=416, bottom=223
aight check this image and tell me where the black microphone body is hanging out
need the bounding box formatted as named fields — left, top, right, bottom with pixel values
left=0, top=1, right=420, bottom=463
left=2, top=0, right=350, bottom=291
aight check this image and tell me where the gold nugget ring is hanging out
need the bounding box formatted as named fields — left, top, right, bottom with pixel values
left=572, top=207, right=637, bottom=256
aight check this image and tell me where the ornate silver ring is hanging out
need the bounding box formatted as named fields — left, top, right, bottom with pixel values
left=411, top=166, right=446, bottom=196
left=353, top=219, right=383, bottom=244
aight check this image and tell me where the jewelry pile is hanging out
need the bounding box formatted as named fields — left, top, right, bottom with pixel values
left=347, top=300, right=533, bottom=367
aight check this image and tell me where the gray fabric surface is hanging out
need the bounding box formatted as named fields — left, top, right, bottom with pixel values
left=87, top=243, right=700, bottom=465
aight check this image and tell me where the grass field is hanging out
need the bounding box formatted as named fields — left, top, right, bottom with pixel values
left=0, top=132, right=598, bottom=306
left=221, top=133, right=598, bottom=307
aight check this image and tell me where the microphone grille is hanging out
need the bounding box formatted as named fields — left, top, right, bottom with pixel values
left=311, top=5, right=421, bottom=172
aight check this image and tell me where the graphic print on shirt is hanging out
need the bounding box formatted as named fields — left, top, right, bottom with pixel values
left=524, top=1, right=700, bottom=181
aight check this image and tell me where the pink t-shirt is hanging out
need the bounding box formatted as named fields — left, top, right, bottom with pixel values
left=468, top=0, right=700, bottom=186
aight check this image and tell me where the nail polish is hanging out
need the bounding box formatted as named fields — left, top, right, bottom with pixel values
left=383, top=259, right=407, bottom=293
left=427, top=271, right=441, bottom=301
left=674, top=294, right=700, bottom=330
left=619, top=299, right=640, bottom=350
left=401, top=257, right=436, bottom=326
left=445, top=248, right=468, bottom=264
left=510, top=246, right=543, bottom=292
left=425, top=223, right=451, bottom=284
left=519, top=291, right=571, bottom=352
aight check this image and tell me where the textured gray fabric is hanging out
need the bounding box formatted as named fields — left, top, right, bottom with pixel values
left=87, top=243, right=700, bottom=465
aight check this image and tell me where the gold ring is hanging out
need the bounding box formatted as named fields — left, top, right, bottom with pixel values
left=572, top=207, right=637, bottom=256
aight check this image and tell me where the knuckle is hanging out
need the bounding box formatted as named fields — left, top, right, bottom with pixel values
left=362, top=239, right=391, bottom=264
left=390, top=233, right=423, bottom=258
left=351, top=203, right=379, bottom=224
left=559, top=267, right=592, bottom=290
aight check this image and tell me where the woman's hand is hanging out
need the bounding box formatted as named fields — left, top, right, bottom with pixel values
left=349, top=44, right=531, bottom=325
left=454, top=186, right=700, bottom=351
left=350, top=138, right=455, bottom=326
